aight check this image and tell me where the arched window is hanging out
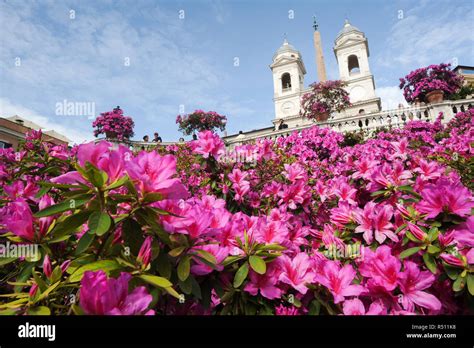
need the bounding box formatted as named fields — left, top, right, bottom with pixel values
left=348, top=55, right=360, bottom=75
left=281, top=73, right=291, bottom=90
left=358, top=109, right=365, bottom=114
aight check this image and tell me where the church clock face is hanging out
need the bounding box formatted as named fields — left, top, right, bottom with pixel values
left=349, top=85, right=366, bottom=102
left=281, top=101, right=294, bottom=115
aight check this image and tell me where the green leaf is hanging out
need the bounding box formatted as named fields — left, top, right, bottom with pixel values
left=84, top=162, right=108, bottom=188
left=27, top=306, right=51, bottom=315
left=36, top=282, right=60, bottom=302
left=34, top=186, right=51, bottom=199
left=177, top=256, right=191, bottom=282
left=51, top=210, right=91, bottom=239
left=370, top=190, right=387, bottom=197
left=233, top=262, right=249, bottom=288
left=427, top=244, right=441, bottom=254
left=169, top=246, right=186, bottom=257
left=453, top=276, right=465, bottom=292
left=423, top=253, right=438, bottom=274
left=0, top=257, right=17, bottom=266
left=179, top=277, right=193, bottom=295
left=222, top=255, right=244, bottom=267
left=249, top=255, right=266, bottom=275
left=156, top=253, right=172, bottom=279
left=142, top=192, right=163, bottom=204
left=34, top=195, right=92, bottom=218
left=257, top=244, right=286, bottom=252
left=88, top=211, right=112, bottom=236
left=69, top=260, right=120, bottom=282
left=105, top=175, right=128, bottom=191
left=75, top=232, right=95, bottom=255
left=192, top=249, right=217, bottom=265
left=121, top=218, right=145, bottom=255
left=399, top=246, right=421, bottom=259
left=443, top=263, right=461, bottom=280
left=139, top=274, right=173, bottom=289
left=467, top=274, right=474, bottom=296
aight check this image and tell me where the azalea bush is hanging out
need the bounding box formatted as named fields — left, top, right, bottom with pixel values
left=399, top=63, right=464, bottom=104
left=300, top=80, right=351, bottom=121
left=93, top=107, right=135, bottom=141
left=176, top=110, right=227, bottom=136
left=0, top=109, right=473, bottom=316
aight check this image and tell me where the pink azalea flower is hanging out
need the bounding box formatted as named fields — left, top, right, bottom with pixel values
left=244, top=262, right=283, bottom=300
left=192, top=130, right=225, bottom=159
left=330, top=202, right=359, bottom=227
left=283, top=163, right=306, bottom=182
left=359, top=245, right=400, bottom=292
left=79, top=271, right=154, bottom=315
left=343, top=298, right=386, bottom=315
left=278, top=252, right=315, bottom=294
left=278, top=180, right=309, bottom=210
left=314, top=261, right=365, bottom=303
left=126, top=151, right=188, bottom=199
left=417, top=179, right=474, bottom=218
left=228, top=169, right=250, bottom=202
left=0, top=201, right=35, bottom=241
left=452, top=216, right=474, bottom=247
left=397, top=261, right=442, bottom=312
left=413, top=159, right=443, bottom=181
left=255, top=219, right=289, bottom=245
left=275, top=304, right=299, bottom=315
left=355, top=202, right=398, bottom=244
left=334, top=181, right=358, bottom=206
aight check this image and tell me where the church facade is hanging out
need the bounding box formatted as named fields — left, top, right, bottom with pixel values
left=224, top=19, right=383, bottom=142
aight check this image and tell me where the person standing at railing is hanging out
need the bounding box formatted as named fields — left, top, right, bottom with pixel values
left=153, top=132, right=162, bottom=143
left=141, top=135, right=149, bottom=151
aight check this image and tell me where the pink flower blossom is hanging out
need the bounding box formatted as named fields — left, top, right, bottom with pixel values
left=314, top=261, right=365, bottom=303
left=126, top=151, right=188, bottom=199
left=278, top=253, right=315, bottom=294
left=343, top=298, right=386, bottom=315
left=397, top=261, right=442, bottom=312
left=79, top=271, right=154, bottom=315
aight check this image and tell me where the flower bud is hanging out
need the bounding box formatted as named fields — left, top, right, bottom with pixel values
left=43, top=255, right=52, bottom=278
left=407, top=222, right=427, bottom=242
left=60, top=260, right=71, bottom=273
left=440, top=253, right=465, bottom=268
left=137, top=236, right=153, bottom=268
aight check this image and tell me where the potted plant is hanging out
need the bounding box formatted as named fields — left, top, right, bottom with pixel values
left=399, top=63, right=463, bottom=104
left=92, top=106, right=135, bottom=141
left=300, top=80, right=351, bottom=122
left=176, top=110, right=227, bottom=136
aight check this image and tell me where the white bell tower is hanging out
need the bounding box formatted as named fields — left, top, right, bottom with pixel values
left=270, top=39, right=307, bottom=128
left=334, top=20, right=380, bottom=115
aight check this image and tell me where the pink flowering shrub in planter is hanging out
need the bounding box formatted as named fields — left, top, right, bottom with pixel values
left=399, top=63, right=464, bottom=104
left=92, top=107, right=135, bottom=141
left=176, top=110, right=227, bottom=136
left=0, top=109, right=473, bottom=316
left=300, top=80, right=351, bottom=121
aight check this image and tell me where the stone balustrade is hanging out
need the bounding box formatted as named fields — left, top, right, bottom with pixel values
left=94, top=98, right=473, bottom=150
left=224, top=98, right=473, bottom=145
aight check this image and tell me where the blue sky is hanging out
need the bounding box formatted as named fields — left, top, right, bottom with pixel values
left=1, top=0, right=473, bottom=144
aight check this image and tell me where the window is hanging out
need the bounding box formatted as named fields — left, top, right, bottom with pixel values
left=0, top=141, right=12, bottom=149
left=358, top=109, right=365, bottom=114
left=348, top=55, right=360, bottom=75
left=281, top=73, right=291, bottom=90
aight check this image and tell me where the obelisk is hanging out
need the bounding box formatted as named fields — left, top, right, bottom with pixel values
left=313, top=16, right=327, bottom=82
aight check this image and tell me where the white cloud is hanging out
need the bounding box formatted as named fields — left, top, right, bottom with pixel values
left=376, top=86, right=407, bottom=111
left=376, top=2, right=473, bottom=69
left=0, top=98, right=93, bottom=144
